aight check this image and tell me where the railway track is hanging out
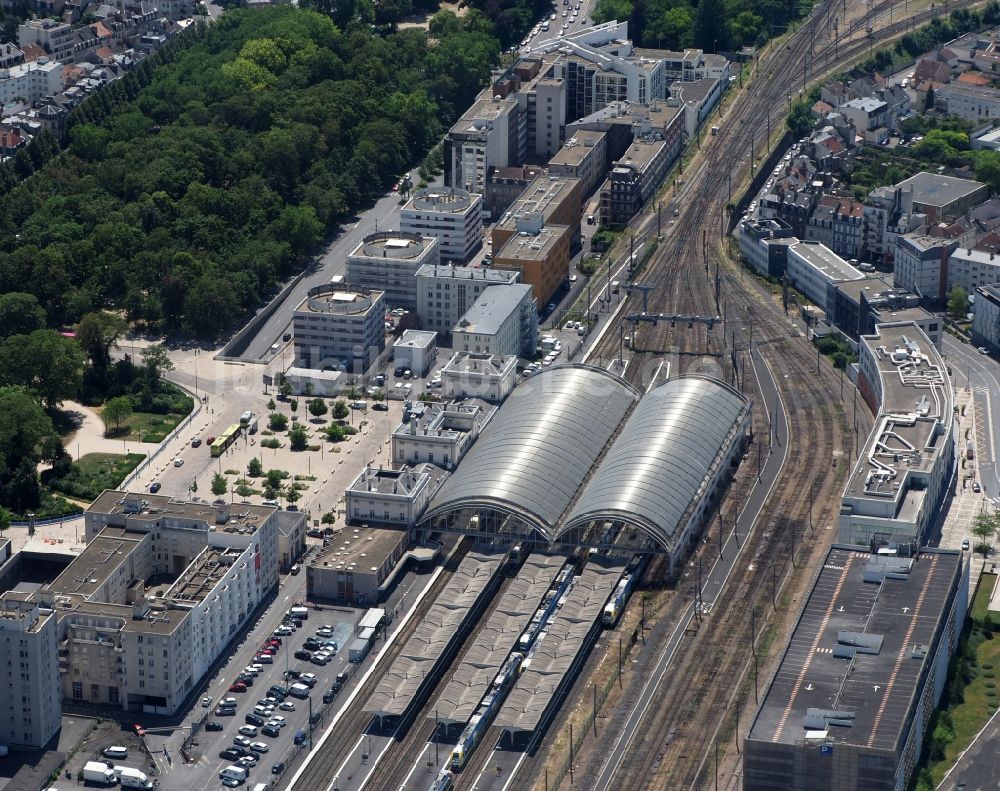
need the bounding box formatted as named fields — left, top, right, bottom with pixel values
left=290, top=541, right=470, bottom=791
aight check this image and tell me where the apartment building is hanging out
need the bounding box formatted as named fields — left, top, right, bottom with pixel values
left=345, top=231, right=439, bottom=310
left=548, top=130, right=607, bottom=197
left=484, top=164, right=545, bottom=220
left=598, top=133, right=674, bottom=228
left=292, top=286, right=385, bottom=373
left=0, top=494, right=280, bottom=722
left=444, top=95, right=523, bottom=195
left=896, top=172, right=989, bottom=224
left=946, top=245, right=1000, bottom=295
left=345, top=464, right=447, bottom=528
left=656, top=47, right=729, bottom=82
left=893, top=233, right=959, bottom=305
left=838, top=95, right=889, bottom=143
left=453, top=283, right=537, bottom=358
left=415, top=264, right=519, bottom=338
left=737, top=218, right=797, bottom=278
left=491, top=175, right=583, bottom=255
left=0, top=597, right=60, bottom=748
left=400, top=187, right=483, bottom=263
left=18, top=19, right=75, bottom=61
left=937, top=81, right=1000, bottom=122
left=973, top=284, right=1000, bottom=353
left=0, top=57, right=61, bottom=106
left=804, top=195, right=863, bottom=259
left=669, top=76, right=728, bottom=137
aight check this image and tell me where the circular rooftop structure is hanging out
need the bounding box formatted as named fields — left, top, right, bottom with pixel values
left=558, top=375, right=750, bottom=550
left=409, top=187, right=477, bottom=213
left=358, top=231, right=432, bottom=259
left=422, top=365, right=639, bottom=540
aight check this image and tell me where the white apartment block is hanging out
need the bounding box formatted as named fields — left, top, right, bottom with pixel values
left=453, top=283, right=537, bottom=358
left=0, top=493, right=281, bottom=719
left=946, top=246, right=1000, bottom=296
left=415, top=264, right=519, bottom=338
left=0, top=58, right=61, bottom=107
left=346, top=231, right=439, bottom=310
left=785, top=241, right=864, bottom=311
left=292, top=286, right=386, bottom=373
left=973, top=284, right=1000, bottom=353
left=937, top=82, right=1000, bottom=122
left=17, top=19, right=75, bottom=61
left=0, top=598, right=60, bottom=748
left=400, top=187, right=483, bottom=263
left=892, top=234, right=958, bottom=305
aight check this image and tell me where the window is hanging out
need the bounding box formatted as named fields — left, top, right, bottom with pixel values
left=72, top=682, right=82, bottom=700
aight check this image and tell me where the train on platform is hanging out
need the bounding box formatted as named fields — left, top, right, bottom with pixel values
left=601, top=555, right=645, bottom=627
left=450, top=653, right=524, bottom=771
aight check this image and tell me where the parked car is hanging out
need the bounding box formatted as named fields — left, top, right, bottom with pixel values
left=272, top=762, right=286, bottom=775
left=323, top=690, right=336, bottom=704
left=300, top=673, right=318, bottom=687
left=238, top=725, right=258, bottom=738
left=205, top=722, right=224, bottom=732
left=220, top=748, right=242, bottom=761
left=149, top=481, right=161, bottom=493
left=295, top=649, right=313, bottom=661
left=278, top=701, right=295, bottom=711
left=245, top=714, right=264, bottom=727
left=229, top=682, right=247, bottom=693
left=261, top=725, right=280, bottom=738
left=233, top=736, right=252, bottom=748
left=250, top=742, right=269, bottom=754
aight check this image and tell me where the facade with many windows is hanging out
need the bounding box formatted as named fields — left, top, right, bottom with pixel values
left=292, top=286, right=385, bottom=372
left=400, top=188, right=483, bottom=263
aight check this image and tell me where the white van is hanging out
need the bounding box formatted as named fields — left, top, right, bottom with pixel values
left=220, top=765, right=248, bottom=783
left=289, top=606, right=309, bottom=620
left=252, top=784, right=271, bottom=791
left=288, top=682, right=310, bottom=699
left=102, top=745, right=129, bottom=759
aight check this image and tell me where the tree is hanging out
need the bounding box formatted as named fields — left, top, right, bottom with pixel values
left=0, top=506, right=9, bottom=537
left=290, top=399, right=298, bottom=414
left=266, top=469, right=284, bottom=490
left=285, top=486, right=301, bottom=505
left=308, top=398, right=327, bottom=418
left=77, top=311, right=128, bottom=369
left=333, top=400, right=349, bottom=420
left=973, top=510, right=998, bottom=557
left=236, top=483, right=254, bottom=499
left=269, top=412, right=288, bottom=431
left=325, top=422, right=346, bottom=442
left=190, top=479, right=198, bottom=496
left=948, top=286, right=970, bottom=320
left=289, top=425, right=308, bottom=451
left=103, top=396, right=134, bottom=435
left=141, top=343, right=174, bottom=385
left=248, top=457, right=263, bottom=477
left=693, top=0, right=728, bottom=52
left=211, top=472, right=228, bottom=496
left=0, top=330, right=85, bottom=409
left=267, top=398, right=276, bottom=411
left=787, top=100, right=815, bottom=138
left=279, top=381, right=293, bottom=400
left=0, top=293, right=46, bottom=340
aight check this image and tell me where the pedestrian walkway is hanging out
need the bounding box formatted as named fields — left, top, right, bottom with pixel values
left=61, top=400, right=157, bottom=459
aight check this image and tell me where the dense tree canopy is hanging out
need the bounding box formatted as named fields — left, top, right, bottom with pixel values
left=0, top=7, right=501, bottom=340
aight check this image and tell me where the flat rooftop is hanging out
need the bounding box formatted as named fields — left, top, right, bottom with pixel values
left=747, top=546, right=962, bottom=752
left=789, top=242, right=865, bottom=282
left=311, top=526, right=408, bottom=571
left=46, top=529, right=146, bottom=599
left=416, top=263, right=518, bottom=284
left=89, top=491, right=276, bottom=530
left=497, top=176, right=580, bottom=230
left=442, top=351, right=517, bottom=377
left=451, top=96, right=517, bottom=135
left=549, top=131, right=606, bottom=167
left=897, top=171, right=987, bottom=208
left=350, top=232, right=435, bottom=261
left=616, top=136, right=668, bottom=172
left=432, top=555, right=568, bottom=725
left=295, top=287, right=383, bottom=316
left=405, top=187, right=480, bottom=214
left=670, top=77, right=719, bottom=104
left=348, top=463, right=448, bottom=498
left=166, top=546, right=244, bottom=604
left=846, top=324, right=952, bottom=503
left=395, top=329, right=437, bottom=350
left=495, top=225, right=568, bottom=262
left=394, top=398, right=494, bottom=438
left=456, top=284, right=533, bottom=336
left=365, top=547, right=505, bottom=717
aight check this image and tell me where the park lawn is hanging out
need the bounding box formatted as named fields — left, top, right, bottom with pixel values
left=46, top=453, right=145, bottom=502
left=929, top=574, right=1000, bottom=785
left=117, top=410, right=187, bottom=443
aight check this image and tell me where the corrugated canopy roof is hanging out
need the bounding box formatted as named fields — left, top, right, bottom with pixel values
left=422, top=366, right=639, bottom=539
left=560, top=376, right=750, bottom=549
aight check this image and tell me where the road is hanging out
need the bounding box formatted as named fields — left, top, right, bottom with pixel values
left=943, top=334, right=1000, bottom=499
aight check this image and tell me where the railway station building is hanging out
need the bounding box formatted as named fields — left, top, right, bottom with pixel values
left=419, top=365, right=752, bottom=579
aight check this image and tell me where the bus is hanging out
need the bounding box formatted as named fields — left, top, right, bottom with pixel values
left=210, top=424, right=242, bottom=457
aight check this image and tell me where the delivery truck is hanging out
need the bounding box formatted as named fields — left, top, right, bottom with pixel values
left=82, top=761, right=117, bottom=785
left=116, top=767, right=153, bottom=789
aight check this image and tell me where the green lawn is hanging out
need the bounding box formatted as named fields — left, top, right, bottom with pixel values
left=116, top=410, right=187, bottom=443
left=919, top=574, right=1000, bottom=788
left=45, top=453, right=145, bottom=501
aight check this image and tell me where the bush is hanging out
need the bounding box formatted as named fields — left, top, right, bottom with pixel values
left=269, top=412, right=288, bottom=431
left=260, top=438, right=282, bottom=449
left=43, top=453, right=145, bottom=501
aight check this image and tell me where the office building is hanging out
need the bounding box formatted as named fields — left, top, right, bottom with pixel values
left=492, top=223, right=571, bottom=307
left=440, top=351, right=518, bottom=403
left=393, top=330, right=437, bottom=378
left=0, top=57, right=61, bottom=107
left=453, top=283, right=537, bottom=358
left=492, top=175, right=582, bottom=254
left=826, top=277, right=938, bottom=342
left=415, top=264, right=519, bottom=339
left=444, top=95, right=523, bottom=195
left=785, top=242, right=865, bottom=311
left=737, top=218, right=797, bottom=277
left=973, top=283, right=1000, bottom=353
left=895, top=172, right=988, bottom=224
left=840, top=323, right=953, bottom=546
left=745, top=545, right=967, bottom=791
left=400, top=187, right=484, bottom=263
left=548, top=130, right=608, bottom=197
left=292, top=285, right=385, bottom=373
left=892, top=233, right=959, bottom=305
left=0, top=597, right=60, bottom=748
left=345, top=232, right=439, bottom=310
left=668, top=76, right=728, bottom=137
left=484, top=164, right=545, bottom=220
